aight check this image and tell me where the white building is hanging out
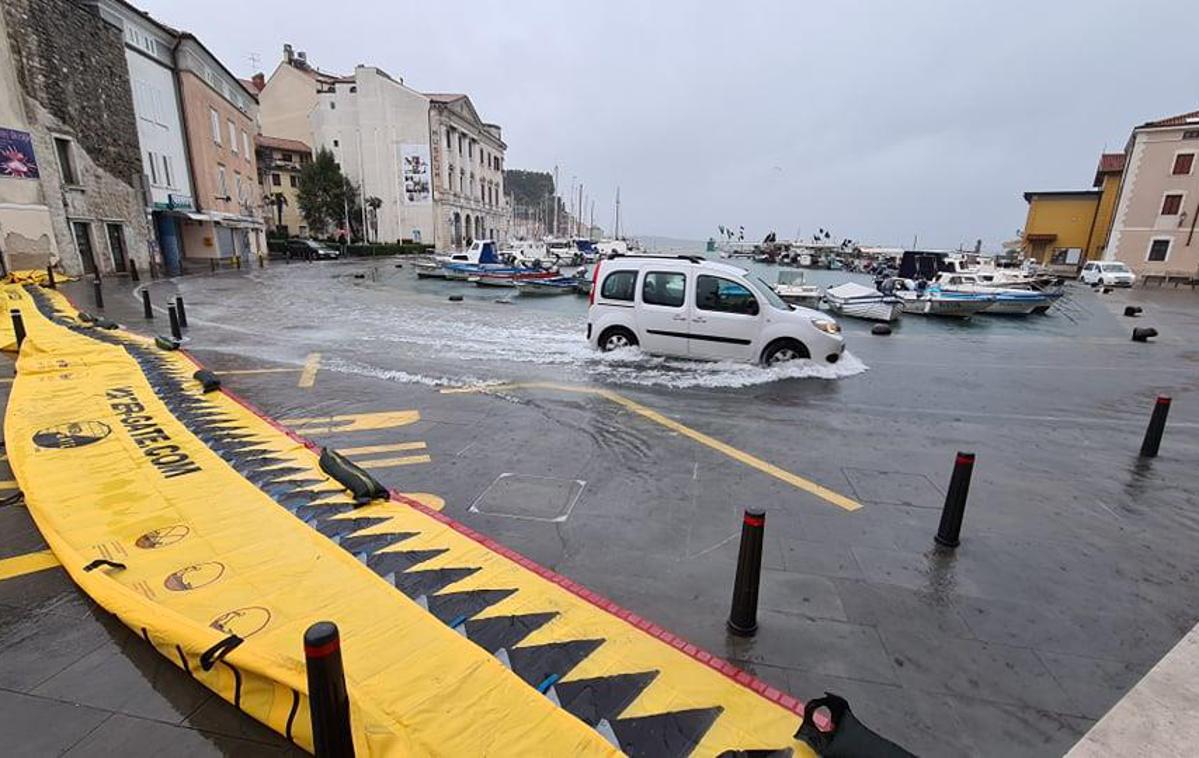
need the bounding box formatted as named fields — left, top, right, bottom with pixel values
left=262, top=46, right=507, bottom=249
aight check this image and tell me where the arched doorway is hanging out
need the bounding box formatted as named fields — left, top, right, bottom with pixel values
left=464, top=214, right=472, bottom=245
left=452, top=212, right=462, bottom=248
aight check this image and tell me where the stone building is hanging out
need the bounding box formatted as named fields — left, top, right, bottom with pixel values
left=258, top=45, right=507, bottom=248
left=0, top=0, right=149, bottom=276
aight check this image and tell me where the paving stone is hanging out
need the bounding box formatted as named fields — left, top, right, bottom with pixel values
left=0, top=689, right=110, bottom=758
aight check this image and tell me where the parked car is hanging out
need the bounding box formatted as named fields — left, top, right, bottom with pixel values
left=287, top=238, right=341, bottom=260
left=587, top=254, right=844, bottom=365
left=1080, top=261, right=1135, bottom=287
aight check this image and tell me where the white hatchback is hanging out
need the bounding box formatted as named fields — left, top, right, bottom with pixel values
left=586, top=255, right=845, bottom=365
left=1080, top=261, right=1135, bottom=287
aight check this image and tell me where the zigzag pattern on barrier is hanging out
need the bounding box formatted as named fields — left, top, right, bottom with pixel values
left=26, top=286, right=804, bottom=756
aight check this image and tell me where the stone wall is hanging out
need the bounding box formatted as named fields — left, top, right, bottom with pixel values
left=0, top=0, right=149, bottom=275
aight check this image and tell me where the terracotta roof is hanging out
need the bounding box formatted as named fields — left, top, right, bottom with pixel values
left=1023, top=190, right=1100, bottom=203
left=425, top=93, right=466, bottom=103
left=1139, top=109, right=1199, bottom=129
left=238, top=78, right=261, bottom=94
left=1093, top=152, right=1126, bottom=186
left=255, top=135, right=311, bottom=153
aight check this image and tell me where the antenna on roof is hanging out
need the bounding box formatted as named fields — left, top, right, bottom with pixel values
left=247, top=52, right=261, bottom=71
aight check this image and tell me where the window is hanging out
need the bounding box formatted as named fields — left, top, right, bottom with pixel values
left=228, top=120, right=238, bottom=153
left=235, top=173, right=244, bottom=201
left=289, top=175, right=297, bottom=188
left=271, top=173, right=281, bottom=186
left=696, top=275, right=759, bottom=315
left=642, top=272, right=686, bottom=307
left=282, top=152, right=293, bottom=163
left=600, top=270, right=637, bottom=301
left=242, top=131, right=250, bottom=159
left=217, top=164, right=228, bottom=198
left=73, top=221, right=97, bottom=275
left=332, top=139, right=339, bottom=147
left=146, top=151, right=158, bottom=184
left=330, top=101, right=336, bottom=110
left=54, top=137, right=77, bottom=184
left=1161, top=193, right=1183, bottom=215
left=1172, top=153, right=1194, bottom=175
left=210, top=108, right=221, bottom=144
left=1184, top=130, right=1199, bottom=140
left=446, top=130, right=452, bottom=149
left=163, top=155, right=173, bottom=187
left=1148, top=239, right=1170, bottom=262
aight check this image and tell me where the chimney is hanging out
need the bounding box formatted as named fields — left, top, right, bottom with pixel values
left=252, top=72, right=265, bottom=91
left=283, top=43, right=294, bottom=63
left=297, top=51, right=307, bottom=64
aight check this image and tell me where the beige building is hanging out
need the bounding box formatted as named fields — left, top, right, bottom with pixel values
left=173, top=35, right=264, bottom=268
left=256, top=135, right=311, bottom=237
left=257, top=45, right=506, bottom=248
left=1108, top=109, right=1199, bottom=278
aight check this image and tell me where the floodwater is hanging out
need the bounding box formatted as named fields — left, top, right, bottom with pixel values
left=175, top=249, right=1117, bottom=392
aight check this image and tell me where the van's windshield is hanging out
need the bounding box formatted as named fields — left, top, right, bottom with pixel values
left=753, top=277, right=793, bottom=311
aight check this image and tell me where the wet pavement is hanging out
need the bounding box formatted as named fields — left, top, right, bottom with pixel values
left=4, top=258, right=1199, bottom=756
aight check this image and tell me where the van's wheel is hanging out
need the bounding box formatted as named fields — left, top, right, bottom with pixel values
left=761, top=338, right=809, bottom=366
left=599, top=327, right=638, bottom=352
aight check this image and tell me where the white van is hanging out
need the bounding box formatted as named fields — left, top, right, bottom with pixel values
left=1080, top=261, right=1135, bottom=287
left=587, top=255, right=845, bottom=365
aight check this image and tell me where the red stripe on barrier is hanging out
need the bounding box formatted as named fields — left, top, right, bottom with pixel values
left=304, top=638, right=340, bottom=659
left=955, top=453, right=975, bottom=465
left=1157, top=396, right=1171, bottom=405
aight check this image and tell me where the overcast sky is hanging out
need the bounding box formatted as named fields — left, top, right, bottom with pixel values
left=141, top=0, right=1198, bottom=248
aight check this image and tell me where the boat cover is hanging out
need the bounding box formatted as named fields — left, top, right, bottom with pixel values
left=825, top=282, right=882, bottom=300
left=0, top=280, right=817, bottom=756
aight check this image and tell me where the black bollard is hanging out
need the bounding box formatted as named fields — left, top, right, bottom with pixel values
left=210, top=258, right=216, bottom=273
left=935, top=452, right=975, bottom=548
left=727, top=508, right=765, bottom=637
left=129, top=259, right=140, bottom=283
left=142, top=289, right=153, bottom=320
left=1140, top=396, right=1171, bottom=458
left=175, top=295, right=188, bottom=328
left=168, top=303, right=182, bottom=340
left=92, top=275, right=104, bottom=309
left=10, top=309, right=26, bottom=350
left=304, top=622, right=354, bottom=758
left=46, top=264, right=56, bottom=290
left=1132, top=327, right=1158, bottom=342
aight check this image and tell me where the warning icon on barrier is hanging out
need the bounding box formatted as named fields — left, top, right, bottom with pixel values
left=210, top=606, right=272, bottom=638
left=136, top=525, right=190, bottom=549
left=164, top=561, right=225, bottom=591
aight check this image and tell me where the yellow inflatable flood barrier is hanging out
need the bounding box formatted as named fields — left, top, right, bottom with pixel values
left=1, top=283, right=816, bottom=756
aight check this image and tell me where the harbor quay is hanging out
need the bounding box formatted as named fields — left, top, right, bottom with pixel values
left=0, top=260, right=1196, bottom=756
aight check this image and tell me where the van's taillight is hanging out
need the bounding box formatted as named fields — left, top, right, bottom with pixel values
left=589, top=260, right=601, bottom=305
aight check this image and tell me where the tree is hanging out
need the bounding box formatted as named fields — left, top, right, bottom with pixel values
left=297, top=147, right=360, bottom=239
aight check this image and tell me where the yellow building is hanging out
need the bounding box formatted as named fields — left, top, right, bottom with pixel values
left=1021, top=153, right=1125, bottom=269
left=255, top=135, right=311, bottom=238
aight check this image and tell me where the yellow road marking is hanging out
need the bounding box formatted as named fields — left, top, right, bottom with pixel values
left=402, top=492, right=445, bottom=511
left=444, top=382, right=862, bottom=512
left=0, top=479, right=18, bottom=491
left=341, top=442, right=427, bottom=456
left=357, top=454, right=432, bottom=469
left=281, top=410, right=420, bottom=434
left=298, top=352, right=321, bottom=388
left=221, top=367, right=300, bottom=375
left=0, top=550, right=59, bottom=581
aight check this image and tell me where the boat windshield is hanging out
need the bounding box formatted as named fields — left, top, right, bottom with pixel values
left=575, top=240, right=597, bottom=253
left=754, top=276, right=793, bottom=311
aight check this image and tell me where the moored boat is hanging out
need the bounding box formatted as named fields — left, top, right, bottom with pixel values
left=823, top=282, right=902, bottom=322
left=774, top=270, right=822, bottom=308
left=932, top=273, right=1055, bottom=315
left=882, top=278, right=995, bottom=317
left=513, top=276, right=579, bottom=295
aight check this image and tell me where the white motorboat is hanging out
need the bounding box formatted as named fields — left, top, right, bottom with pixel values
left=823, top=282, right=902, bottom=322
left=501, top=240, right=551, bottom=268
left=882, top=278, right=995, bottom=317
left=774, top=270, right=822, bottom=308
left=932, top=273, right=1056, bottom=315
